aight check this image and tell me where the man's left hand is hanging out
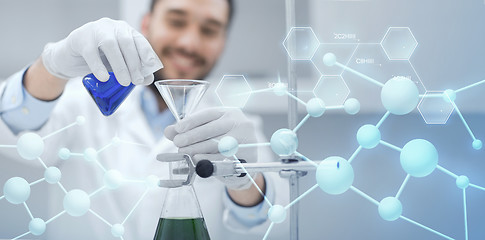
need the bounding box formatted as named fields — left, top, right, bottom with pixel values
left=164, top=107, right=258, bottom=190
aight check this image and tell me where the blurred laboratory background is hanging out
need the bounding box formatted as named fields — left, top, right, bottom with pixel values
left=1, top=0, right=485, bottom=239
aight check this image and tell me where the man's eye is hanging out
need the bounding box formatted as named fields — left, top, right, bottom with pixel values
left=169, top=19, right=186, bottom=28
left=201, top=27, right=217, bottom=37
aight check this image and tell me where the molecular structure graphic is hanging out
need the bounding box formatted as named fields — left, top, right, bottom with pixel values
left=1, top=26, right=485, bottom=240
left=0, top=116, right=160, bottom=239
left=215, top=27, right=485, bottom=240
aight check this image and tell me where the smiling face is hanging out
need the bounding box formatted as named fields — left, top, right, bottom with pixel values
left=142, top=0, right=229, bottom=81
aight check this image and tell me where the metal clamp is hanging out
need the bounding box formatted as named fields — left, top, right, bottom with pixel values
left=156, top=153, right=196, bottom=188
left=195, top=156, right=317, bottom=178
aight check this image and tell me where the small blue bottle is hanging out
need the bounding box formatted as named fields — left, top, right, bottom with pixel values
left=82, top=72, right=135, bottom=116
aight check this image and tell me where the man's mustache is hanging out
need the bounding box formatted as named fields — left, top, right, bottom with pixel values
left=160, top=47, right=206, bottom=66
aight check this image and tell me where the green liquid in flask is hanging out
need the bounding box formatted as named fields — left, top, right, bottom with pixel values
left=153, top=218, right=210, bottom=240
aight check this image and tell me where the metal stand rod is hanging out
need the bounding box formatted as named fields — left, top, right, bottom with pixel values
left=285, top=0, right=299, bottom=239
left=235, top=161, right=319, bottom=173
left=286, top=0, right=297, bottom=130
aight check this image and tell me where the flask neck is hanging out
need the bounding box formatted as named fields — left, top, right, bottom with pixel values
left=161, top=185, right=204, bottom=219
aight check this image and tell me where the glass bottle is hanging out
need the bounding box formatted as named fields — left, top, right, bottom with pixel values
left=82, top=72, right=135, bottom=116
left=153, top=185, right=210, bottom=240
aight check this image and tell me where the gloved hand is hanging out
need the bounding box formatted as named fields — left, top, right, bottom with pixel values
left=164, top=107, right=259, bottom=190
left=41, top=17, right=163, bottom=86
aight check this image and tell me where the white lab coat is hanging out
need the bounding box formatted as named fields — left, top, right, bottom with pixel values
left=0, top=75, right=290, bottom=240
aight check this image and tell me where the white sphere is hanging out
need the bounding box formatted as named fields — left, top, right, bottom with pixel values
left=356, top=125, right=381, bottom=149
left=456, top=175, right=470, bottom=189
left=218, top=136, right=239, bottom=157
left=44, top=167, right=62, bottom=184
left=344, top=98, right=360, bottom=115
left=83, top=148, right=97, bottom=162
left=268, top=205, right=287, bottom=223
left=17, top=132, right=44, bottom=160
left=3, top=177, right=31, bottom=205
left=316, top=157, right=354, bottom=195
left=378, top=197, right=402, bottom=221
left=323, top=53, right=337, bottom=66
left=273, top=82, right=287, bottom=96
left=29, top=218, right=46, bottom=236
left=104, top=170, right=123, bottom=190
left=270, top=129, right=298, bottom=156
left=111, top=224, right=125, bottom=237
left=306, top=98, right=326, bottom=117
left=400, top=139, right=438, bottom=178
left=76, top=116, right=86, bottom=125
left=472, top=139, right=482, bottom=150
left=63, top=189, right=91, bottom=217
left=58, top=148, right=71, bottom=160
left=381, top=76, right=419, bottom=115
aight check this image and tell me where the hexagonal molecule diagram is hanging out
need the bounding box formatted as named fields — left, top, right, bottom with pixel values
left=283, top=27, right=320, bottom=60
left=380, top=27, right=418, bottom=60
left=313, top=76, right=350, bottom=106
left=215, top=75, right=252, bottom=108
left=418, top=91, right=455, bottom=124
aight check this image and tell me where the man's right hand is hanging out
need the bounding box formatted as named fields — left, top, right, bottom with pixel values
left=41, top=17, right=163, bottom=87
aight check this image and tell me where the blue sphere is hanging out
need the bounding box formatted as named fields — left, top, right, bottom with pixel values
left=378, top=197, right=402, bottom=221
left=456, top=175, right=469, bottom=189
left=270, top=129, right=298, bottom=156
left=306, top=98, right=326, bottom=117
left=472, top=139, right=482, bottom=150
left=356, top=125, right=381, bottom=149
left=323, top=53, right=337, bottom=66
left=400, top=139, right=438, bottom=177
left=218, top=136, right=239, bottom=157
left=316, top=156, right=354, bottom=195
left=381, top=76, right=419, bottom=115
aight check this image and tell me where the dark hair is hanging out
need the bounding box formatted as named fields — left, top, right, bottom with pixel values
left=149, top=0, right=234, bottom=27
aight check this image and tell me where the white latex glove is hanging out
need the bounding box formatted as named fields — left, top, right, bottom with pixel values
left=165, top=107, right=259, bottom=190
left=41, top=17, right=163, bottom=86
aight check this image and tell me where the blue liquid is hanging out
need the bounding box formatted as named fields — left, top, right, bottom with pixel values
left=82, top=72, right=135, bottom=116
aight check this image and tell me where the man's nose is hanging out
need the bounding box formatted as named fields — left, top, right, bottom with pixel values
left=176, top=25, right=201, bottom=54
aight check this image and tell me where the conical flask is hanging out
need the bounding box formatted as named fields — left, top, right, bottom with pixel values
left=153, top=185, right=210, bottom=240
left=82, top=72, right=135, bottom=116
left=153, top=80, right=211, bottom=240
left=154, top=80, right=209, bottom=121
